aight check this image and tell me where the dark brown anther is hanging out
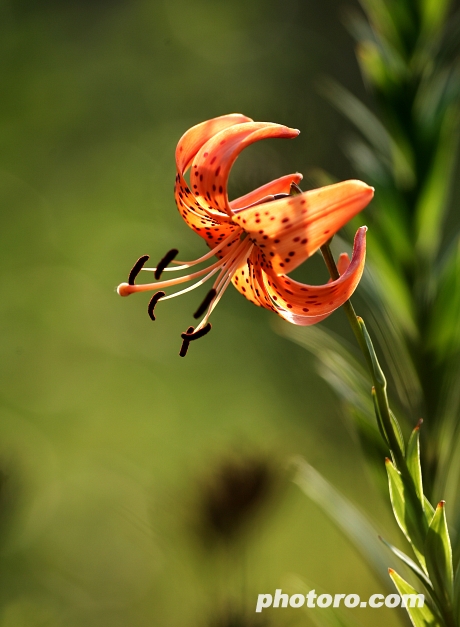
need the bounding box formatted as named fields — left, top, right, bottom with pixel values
left=155, top=249, right=179, bottom=280
left=128, top=255, right=150, bottom=285
left=273, top=193, right=290, bottom=200
left=147, top=291, right=166, bottom=321
left=193, top=289, right=216, bottom=319
left=181, top=323, right=212, bottom=341
left=179, top=326, right=194, bottom=357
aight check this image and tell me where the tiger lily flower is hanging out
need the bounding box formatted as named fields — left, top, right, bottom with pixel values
left=117, top=114, right=373, bottom=355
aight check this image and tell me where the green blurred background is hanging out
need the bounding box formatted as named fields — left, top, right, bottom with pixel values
left=0, top=0, right=407, bottom=625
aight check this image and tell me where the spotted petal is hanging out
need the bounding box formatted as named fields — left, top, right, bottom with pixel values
left=191, top=122, right=300, bottom=216
left=253, top=227, right=367, bottom=323
left=230, top=173, right=304, bottom=211
left=175, top=113, right=253, bottom=173
left=231, top=248, right=274, bottom=309
left=232, top=180, right=373, bottom=274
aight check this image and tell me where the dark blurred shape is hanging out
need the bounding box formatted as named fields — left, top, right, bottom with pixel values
left=195, top=455, right=276, bottom=546
left=0, top=462, right=19, bottom=546
left=208, top=608, right=270, bottom=627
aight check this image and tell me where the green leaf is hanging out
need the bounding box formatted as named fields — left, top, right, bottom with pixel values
left=425, top=502, right=454, bottom=610
left=415, top=108, right=460, bottom=261
left=365, top=231, right=418, bottom=338
left=319, top=79, right=415, bottom=187
left=386, top=459, right=428, bottom=570
left=380, top=535, right=433, bottom=590
left=420, top=0, right=453, bottom=36
left=454, top=557, right=460, bottom=623
left=389, top=569, right=442, bottom=627
left=424, top=497, right=436, bottom=523
left=293, top=458, right=393, bottom=587
left=427, top=237, right=460, bottom=359
left=406, top=421, right=424, bottom=507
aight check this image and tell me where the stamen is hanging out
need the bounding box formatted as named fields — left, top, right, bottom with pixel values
left=179, top=326, right=194, bottom=357
left=181, top=324, right=212, bottom=341
left=140, top=231, right=239, bottom=272
left=232, top=193, right=290, bottom=214
left=155, top=249, right=179, bottom=279
left=128, top=255, right=150, bottom=285
left=119, top=235, right=250, bottom=297
left=193, top=289, right=216, bottom=319
left=147, top=291, right=166, bottom=321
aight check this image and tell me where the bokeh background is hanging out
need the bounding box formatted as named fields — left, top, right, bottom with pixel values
left=0, top=0, right=411, bottom=625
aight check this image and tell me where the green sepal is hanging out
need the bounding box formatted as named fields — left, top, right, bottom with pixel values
left=380, top=535, right=433, bottom=590
left=386, top=458, right=428, bottom=571
left=389, top=569, right=442, bottom=627
left=425, top=502, right=454, bottom=611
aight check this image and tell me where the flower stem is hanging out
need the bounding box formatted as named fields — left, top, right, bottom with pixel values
left=320, top=241, right=405, bottom=469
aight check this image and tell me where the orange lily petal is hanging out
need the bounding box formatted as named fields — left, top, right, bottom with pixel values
left=232, top=180, right=373, bottom=275
left=174, top=176, right=239, bottom=249
left=191, top=122, right=300, bottom=216
left=229, top=173, right=304, bottom=211
left=174, top=114, right=252, bottom=242
left=231, top=248, right=274, bottom=309
left=253, top=226, right=367, bottom=322
left=175, top=113, right=253, bottom=173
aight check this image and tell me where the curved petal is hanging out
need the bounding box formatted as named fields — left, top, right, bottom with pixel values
left=175, top=114, right=252, bottom=173
left=174, top=174, right=239, bottom=247
left=230, top=173, right=303, bottom=211
left=254, top=227, right=367, bottom=323
left=175, top=114, right=252, bottom=237
left=232, top=180, right=373, bottom=274
left=191, top=122, right=300, bottom=216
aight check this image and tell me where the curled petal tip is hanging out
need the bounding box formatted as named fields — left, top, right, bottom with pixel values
left=117, top=282, right=132, bottom=297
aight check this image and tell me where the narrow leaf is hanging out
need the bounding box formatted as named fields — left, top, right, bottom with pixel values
left=406, top=421, right=424, bottom=506
left=293, top=458, right=393, bottom=586
left=379, top=535, right=433, bottom=590
left=320, top=79, right=415, bottom=186
left=386, top=459, right=428, bottom=570
left=389, top=569, right=442, bottom=627
left=425, top=502, right=454, bottom=610
left=454, top=557, right=460, bottom=622
left=415, top=108, right=460, bottom=261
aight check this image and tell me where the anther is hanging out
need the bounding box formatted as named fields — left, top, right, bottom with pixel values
left=155, top=249, right=179, bottom=280
left=147, top=291, right=166, bottom=321
left=181, top=323, right=212, bottom=341
left=128, top=255, right=150, bottom=285
left=193, top=289, right=216, bottom=319
left=179, top=326, right=194, bottom=357
left=273, top=193, right=290, bottom=200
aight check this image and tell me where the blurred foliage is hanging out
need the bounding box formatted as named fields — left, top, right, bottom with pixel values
left=279, top=0, right=460, bottom=622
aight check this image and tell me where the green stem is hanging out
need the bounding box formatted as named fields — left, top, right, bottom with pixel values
left=320, top=243, right=405, bottom=467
